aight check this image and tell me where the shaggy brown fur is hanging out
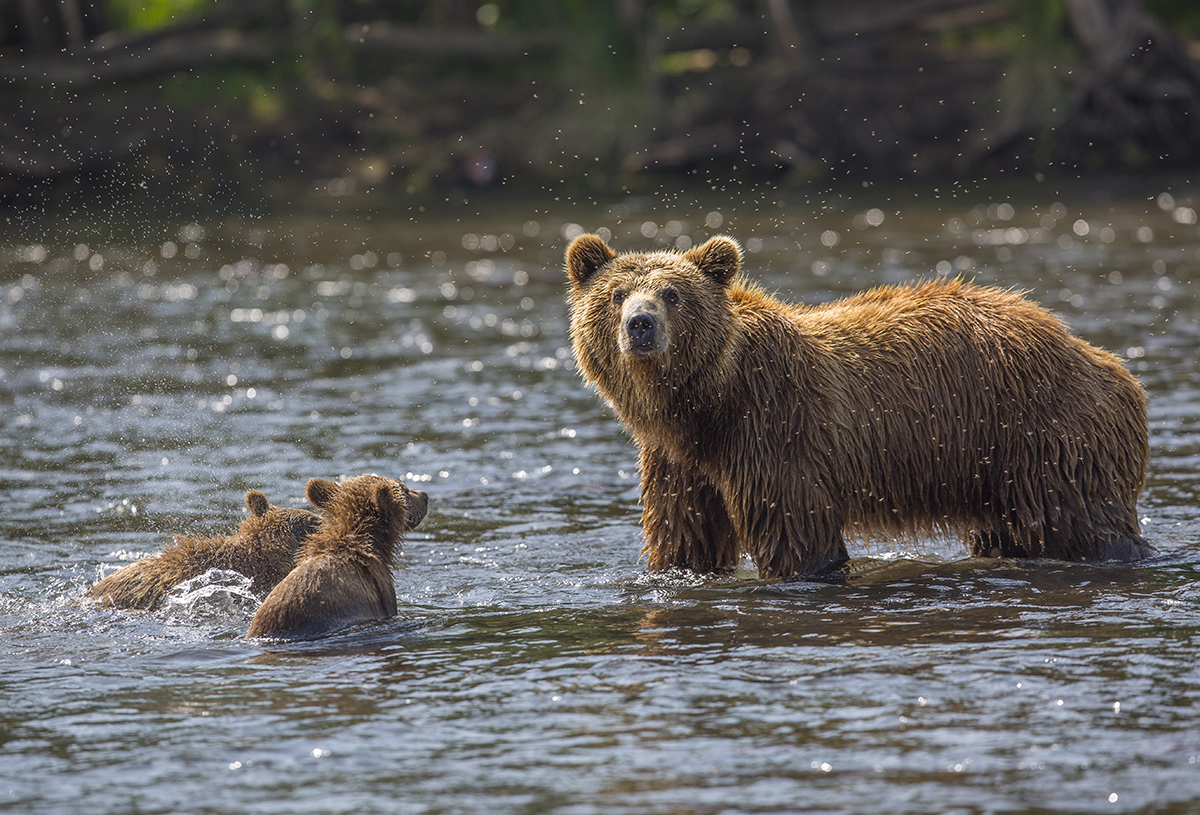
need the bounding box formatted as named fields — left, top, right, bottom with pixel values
left=566, top=233, right=1153, bottom=579
left=84, top=491, right=321, bottom=610
left=246, top=474, right=428, bottom=640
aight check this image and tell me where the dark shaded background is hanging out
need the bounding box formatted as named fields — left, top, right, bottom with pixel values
left=3, top=0, right=1200, bottom=208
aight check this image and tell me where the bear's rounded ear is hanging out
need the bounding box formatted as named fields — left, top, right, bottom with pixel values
left=373, top=481, right=401, bottom=517
left=305, top=478, right=339, bottom=510
left=565, top=234, right=616, bottom=289
left=246, top=490, right=270, bottom=516
left=684, top=236, right=741, bottom=287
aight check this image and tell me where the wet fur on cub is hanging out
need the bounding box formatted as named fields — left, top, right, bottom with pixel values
left=84, top=491, right=320, bottom=610
left=565, top=233, right=1153, bottom=579
left=246, top=474, right=428, bottom=640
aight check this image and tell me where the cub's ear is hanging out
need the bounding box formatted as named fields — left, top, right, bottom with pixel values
left=565, top=234, right=616, bottom=288
left=305, top=478, right=340, bottom=510
left=684, top=236, right=741, bottom=287
left=373, top=481, right=401, bottom=515
left=245, top=490, right=270, bottom=516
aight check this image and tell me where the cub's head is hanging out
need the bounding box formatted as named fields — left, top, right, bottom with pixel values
left=305, top=475, right=429, bottom=561
left=241, top=489, right=321, bottom=547
left=565, top=234, right=741, bottom=396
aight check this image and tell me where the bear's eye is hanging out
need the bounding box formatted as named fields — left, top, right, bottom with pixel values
left=662, top=287, right=680, bottom=308
left=611, top=288, right=627, bottom=307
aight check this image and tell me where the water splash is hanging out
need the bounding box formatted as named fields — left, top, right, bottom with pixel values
left=162, top=569, right=260, bottom=623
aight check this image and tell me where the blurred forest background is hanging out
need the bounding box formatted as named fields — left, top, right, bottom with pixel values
left=3, top=0, right=1200, bottom=206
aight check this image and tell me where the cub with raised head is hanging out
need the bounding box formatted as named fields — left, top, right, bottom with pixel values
left=85, top=490, right=320, bottom=610
left=565, top=233, right=1153, bottom=578
left=246, top=474, right=428, bottom=640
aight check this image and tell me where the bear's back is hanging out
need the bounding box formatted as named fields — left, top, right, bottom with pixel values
left=246, top=553, right=396, bottom=640
left=726, top=278, right=1134, bottom=397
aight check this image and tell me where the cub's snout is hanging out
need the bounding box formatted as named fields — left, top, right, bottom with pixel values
left=407, top=489, right=429, bottom=528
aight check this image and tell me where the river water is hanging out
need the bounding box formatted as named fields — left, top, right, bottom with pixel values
left=1, top=177, right=1198, bottom=814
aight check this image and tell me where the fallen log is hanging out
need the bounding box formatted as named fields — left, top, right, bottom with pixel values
left=345, top=21, right=561, bottom=61
left=0, top=29, right=274, bottom=86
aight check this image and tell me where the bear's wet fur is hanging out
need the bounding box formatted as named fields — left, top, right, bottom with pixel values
left=246, top=474, right=428, bottom=640
left=84, top=490, right=321, bottom=610
left=565, top=233, right=1154, bottom=579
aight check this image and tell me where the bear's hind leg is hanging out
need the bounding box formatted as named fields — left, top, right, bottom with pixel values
left=639, top=448, right=738, bottom=574
left=1085, top=531, right=1157, bottom=562
left=752, top=532, right=849, bottom=580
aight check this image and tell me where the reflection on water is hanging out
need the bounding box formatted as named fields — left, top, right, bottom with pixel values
left=1, top=178, right=1198, bottom=814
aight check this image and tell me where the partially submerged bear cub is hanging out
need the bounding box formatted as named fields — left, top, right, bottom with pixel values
left=246, top=474, right=428, bottom=640
left=84, top=490, right=320, bottom=610
left=565, top=233, right=1153, bottom=578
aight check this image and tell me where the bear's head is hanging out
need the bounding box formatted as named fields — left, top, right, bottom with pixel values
left=304, top=475, right=429, bottom=562
left=242, top=489, right=321, bottom=546
left=565, top=234, right=742, bottom=411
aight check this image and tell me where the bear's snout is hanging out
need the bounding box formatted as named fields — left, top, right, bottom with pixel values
left=626, top=313, right=658, bottom=349
left=619, top=295, right=668, bottom=356
left=407, top=489, right=429, bottom=528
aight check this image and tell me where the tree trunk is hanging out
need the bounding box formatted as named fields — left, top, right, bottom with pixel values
left=57, top=0, right=87, bottom=51
left=17, top=0, right=58, bottom=52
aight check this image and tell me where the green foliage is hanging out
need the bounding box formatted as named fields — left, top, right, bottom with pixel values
left=995, top=0, right=1076, bottom=151
left=1012, top=0, right=1066, bottom=49
left=652, top=0, right=736, bottom=27
left=107, top=0, right=214, bottom=30
left=1144, top=0, right=1200, bottom=38
left=556, top=1, right=639, bottom=82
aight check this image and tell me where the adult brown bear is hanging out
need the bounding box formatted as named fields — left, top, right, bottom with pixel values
left=565, top=233, right=1153, bottom=579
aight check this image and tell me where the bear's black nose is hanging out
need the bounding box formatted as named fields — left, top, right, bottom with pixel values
left=626, top=313, right=657, bottom=349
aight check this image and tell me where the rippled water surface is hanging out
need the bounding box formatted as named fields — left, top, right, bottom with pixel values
left=2, top=179, right=1199, bottom=814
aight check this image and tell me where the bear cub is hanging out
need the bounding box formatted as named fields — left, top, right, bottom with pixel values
left=84, top=490, right=320, bottom=610
left=246, top=474, right=428, bottom=640
left=565, top=233, right=1153, bottom=579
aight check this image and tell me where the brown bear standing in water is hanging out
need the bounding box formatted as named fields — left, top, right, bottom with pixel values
left=565, top=233, right=1154, bottom=579
left=84, top=490, right=321, bottom=610
left=246, top=474, right=428, bottom=640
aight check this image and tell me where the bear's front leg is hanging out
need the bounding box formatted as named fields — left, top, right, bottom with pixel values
left=638, top=447, right=739, bottom=573
left=751, top=530, right=849, bottom=579
left=734, top=484, right=850, bottom=579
